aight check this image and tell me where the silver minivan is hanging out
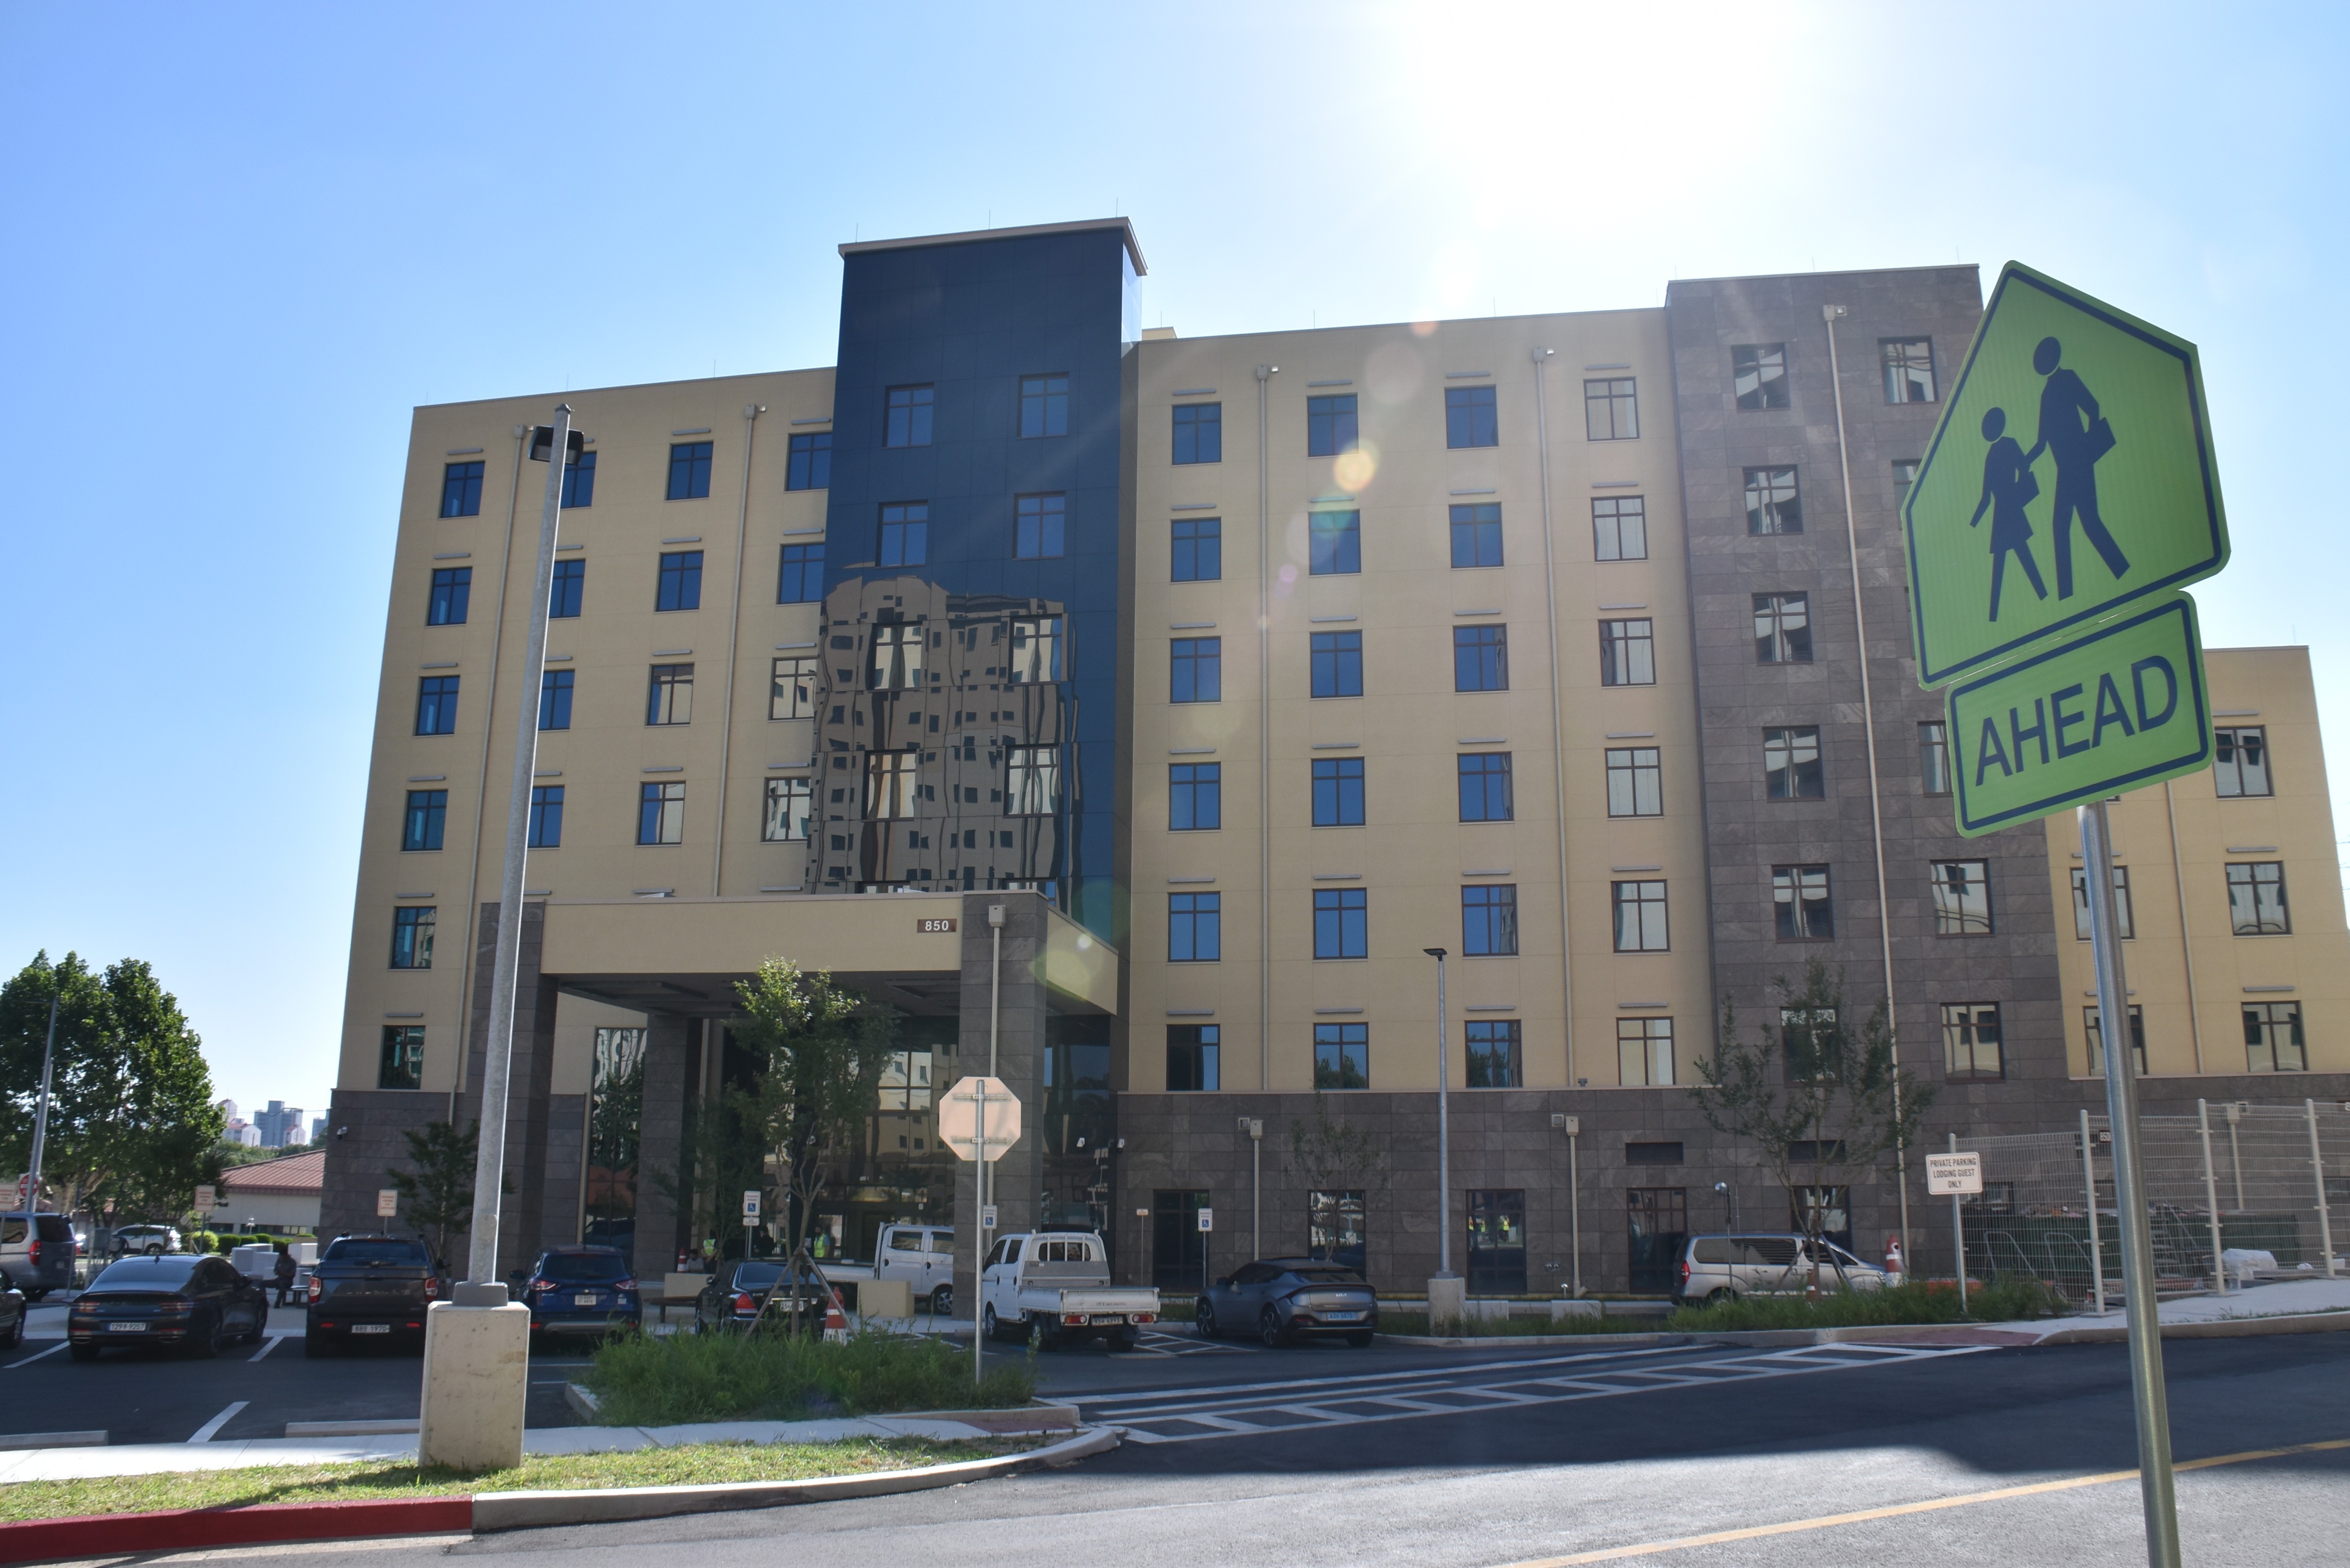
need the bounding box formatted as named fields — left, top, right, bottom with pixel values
left=0, top=1212, right=80, bottom=1300
left=1673, top=1232, right=1887, bottom=1305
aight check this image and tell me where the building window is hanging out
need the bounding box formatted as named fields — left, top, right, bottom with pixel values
left=1618, top=1017, right=1675, bottom=1086
left=1312, top=757, right=1365, bottom=826
left=1462, top=884, right=1518, bottom=956
left=1308, top=1189, right=1366, bottom=1265
left=2070, top=866, right=2136, bottom=940
left=1764, top=726, right=1824, bottom=800
left=549, top=558, right=584, bottom=618
left=1606, top=747, right=1663, bottom=817
left=1009, top=616, right=1061, bottom=683
left=638, top=781, right=685, bottom=844
left=427, top=567, right=471, bottom=626
left=1919, top=721, right=1951, bottom=795
left=440, top=460, right=485, bottom=517
left=561, top=449, right=596, bottom=508
left=2214, top=727, right=2271, bottom=797
left=666, top=441, right=713, bottom=501
left=646, top=664, right=694, bottom=725
left=414, top=675, right=459, bottom=735
left=1172, top=402, right=1221, bottom=465
left=1465, top=1022, right=1521, bottom=1088
left=2243, top=1002, right=2307, bottom=1073
left=1309, top=510, right=1361, bottom=575
left=1732, top=343, right=1789, bottom=411
left=1314, top=1023, right=1369, bottom=1089
left=1931, top=860, right=1993, bottom=935
left=1599, top=618, right=1655, bottom=686
left=785, top=431, right=831, bottom=490
left=2084, top=1005, right=2148, bottom=1078
left=1170, top=762, right=1221, bottom=830
left=1457, top=752, right=1513, bottom=822
left=1007, top=745, right=1061, bottom=815
left=527, top=785, right=564, bottom=848
left=1314, top=887, right=1368, bottom=959
left=1790, top=1186, right=1851, bottom=1252
left=1018, top=374, right=1069, bottom=439
left=1585, top=377, right=1638, bottom=440
left=770, top=656, right=815, bottom=720
left=1306, top=394, right=1358, bottom=457
left=401, top=789, right=446, bottom=851
left=1171, top=637, right=1222, bottom=702
left=878, top=502, right=928, bottom=568
left=1612, top=880, right=1668, bottom=952
left=884, top=385, right=934, bottom=447
left=379, top=1026, right=425, bottom=1090
left=655, top=550, right=703, bottom=611
left=389, top=906, right=435, bottom=969
left=1169, top=892, right=1221, bottom=962
left=539, top=668, right=573, bottom=731
left=1773, top=864, right=1834, bottom=941
left=1167, top=1025, right=1220, bottom=1091
left=1445, top=384, right=1498, bottom=448
left=1450, top=503, right=1503, bottom=568
left=1466, top=1187, right=1527, bottom=1293
left=1881, top=338, right=1937, bottom=404
left=1744, top=466, right=1802, bottom=534
left=777, top=542, right=824, bottom=603
left=1171, top=515, right=1221, bottom=581
left=1593, top=495, right=1648, bottom=561
left=865, top=751, right=918, bottom=819
left=1014, top=492, right=1066, bottom=559
left=1942, top=1002, right=2004, bottom=1081
left=761, top=777, right=811, bottom=842
left=1454, top=625, right=1508, bottom=691
left=1311, top=630, right=1364, bottom=697
left=1893, top=459, right=1920, bottom=511
left=1753, top=593, right=1811, bottom=663
left=2227, top=862, right=2290, bottom=935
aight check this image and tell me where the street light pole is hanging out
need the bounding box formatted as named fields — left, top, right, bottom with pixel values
left=1424, top=948, right=1461, bottom=1324
left=27, top=995, right=57, bottom=1209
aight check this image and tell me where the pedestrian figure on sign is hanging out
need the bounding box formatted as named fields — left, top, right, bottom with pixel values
left=2023, top=335, right=2130, bottom=597
left=1969, top=406, right=2047, bottom=621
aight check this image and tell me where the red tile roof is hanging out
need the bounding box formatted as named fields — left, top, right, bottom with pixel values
left=218, top=1149, right=325, bottom=1194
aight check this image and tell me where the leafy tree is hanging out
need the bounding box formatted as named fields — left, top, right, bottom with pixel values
left=1285, top=1091, right=1391, bottom=1269
left=1689, top=959, right=1932, bottom=1296
left=385, top=1120, right=500, bottom=1275
left=0, top=951, right=224, bottom=1222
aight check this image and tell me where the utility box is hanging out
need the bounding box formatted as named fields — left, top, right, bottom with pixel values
left=229, top=1243, right=279, bottom=1281
left=860, top=1277, right=914, bottom=1322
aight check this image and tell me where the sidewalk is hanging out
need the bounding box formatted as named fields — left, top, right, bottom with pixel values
left=1861, top=1276, right=2350, bottom=1348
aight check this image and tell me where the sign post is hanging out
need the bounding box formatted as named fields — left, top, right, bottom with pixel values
left=937, top=1075, right=1021, bottom=1387
left=1927, top=1147, right=1983, bottom=1314
left=1197, top=1206, right=1213, bottom=1297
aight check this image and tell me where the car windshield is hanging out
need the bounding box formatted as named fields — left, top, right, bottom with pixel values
left=323, top=1239, right=430, bottom=1267
left=91, top=1257, right=199, bottom=1290
left=1288, top=1269, right=1366, bottom=1286
left=540, top=1252, right=629, bottom=1283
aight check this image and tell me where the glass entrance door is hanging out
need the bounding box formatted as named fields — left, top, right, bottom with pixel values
left=1152, top=1190, right=1209, bottom=1291
left=1627, top=1187, right=1688, bottom=1294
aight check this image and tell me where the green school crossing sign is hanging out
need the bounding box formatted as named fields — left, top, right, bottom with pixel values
left=1903, top=262, right=2231, bottom=836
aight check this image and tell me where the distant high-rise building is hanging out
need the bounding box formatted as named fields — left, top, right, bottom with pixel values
left=254, top=1101, right=306, bottom=1149
left=218, top=1098, right=241, bottom=1123
left=310, top=1115, right=327, bottom=1145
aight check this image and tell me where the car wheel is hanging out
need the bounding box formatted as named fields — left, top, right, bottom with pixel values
left=24, top=1290, right=47, bottom=1304
left=69, top=1342, right=100, bottom=1362
left=929, top=1285, right=953, bottom=1317
left=191, top=1315, right=223, bottom=1358
left=145, top=1243, right=164, bottom=1256
left=0, top=1317, right=20, bottom=1350
left=1194, top=1300, right=1217, bottom=1339
left=981, top=1304, right=1001, bottom=1341
left=1258, top=1308, right=1289, bottom=1349
left=1704, top=1289, right=1735, bottom=1307
left=1110, top=1327, right=1140, bottom=1351
left=1345, top=1330, right=1374, bottom=1347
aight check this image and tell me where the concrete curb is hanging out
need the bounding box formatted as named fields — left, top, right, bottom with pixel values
left=2038, top=1308, right=2350, bottom=1345
left=1380, top=1307, right=2350, bottom=1352
left=1381, top=1331, right=1691, bottom=1350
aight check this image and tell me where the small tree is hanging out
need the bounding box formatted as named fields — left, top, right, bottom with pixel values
left=386, top=1120, right=489, bottom=1276
left=1689, top=959, right=1931, bottom=1296
left=1285, top=1091, right=1392, bottom=1273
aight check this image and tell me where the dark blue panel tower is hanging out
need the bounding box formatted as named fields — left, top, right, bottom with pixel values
left=810, top=221, right=1141, bottom=942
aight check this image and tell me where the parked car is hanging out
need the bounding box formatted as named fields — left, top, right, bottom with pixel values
left=67, top=1255, right=268, bottom=1358
left=1195, top=1258, right=1378, bottom=1346
left=816, top=1223, right=957, bottom=1315
left=0, top=1211, right=78, bottom=1300
left=108, top=1225, right=182, bottom=1258
left=694, top=1258, right=839, bottom=1333
left=0, top=1284, right=24, bottom=1349
left=305, top=1234, right=437, bottom=1355
left=521, top=1246, right=641, bottom=1341
left=980, top=1231, right=1159, bottom=1350
left=1672, top=1233, right=1890, bottom=1305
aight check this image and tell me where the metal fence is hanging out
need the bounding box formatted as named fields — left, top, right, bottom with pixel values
left=1953, top=1099, right=2347, bottom=1305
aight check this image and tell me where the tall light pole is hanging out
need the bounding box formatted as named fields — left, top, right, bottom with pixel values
left=1424, top=947, right=1461, bottom=1324
left=27, top=995, right=57, bottom=1209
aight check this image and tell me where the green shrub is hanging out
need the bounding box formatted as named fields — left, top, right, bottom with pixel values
left=585, top=1330, right=1036, bottom=1427
left=1663, top=1276, right=2067, bottom=1333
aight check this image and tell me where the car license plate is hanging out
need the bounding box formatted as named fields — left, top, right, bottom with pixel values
left=573, top=1293, right=604, bottom=1307
left=1323, top=1310, right=1364, bottom=1321
left=351, top=1323, right=393, bottom=1335
left=1091, top=1315, right=1124, bottom=1325
left=107, top=1322, right=148, bottom=1333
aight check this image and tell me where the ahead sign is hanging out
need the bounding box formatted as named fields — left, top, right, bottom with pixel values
left=1926, top=1152, right=1984, bottom=1197
left=935, top=1076, right=1021, bottom=1162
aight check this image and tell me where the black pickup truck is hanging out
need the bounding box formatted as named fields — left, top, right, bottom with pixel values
left=305, top=1234, right=437, bottom=1356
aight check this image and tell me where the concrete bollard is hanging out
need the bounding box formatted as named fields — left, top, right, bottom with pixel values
left=418, top=1299, right=531, bottom=1471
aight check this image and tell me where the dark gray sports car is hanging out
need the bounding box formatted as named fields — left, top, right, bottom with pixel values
left=1193, top=1258, right=1377, bottom=1346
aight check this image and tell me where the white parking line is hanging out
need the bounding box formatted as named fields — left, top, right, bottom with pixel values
left=249, top=1334, right=284, bottom=1362
left=5, top=1343, right=66, bottom=1370
left=190, top=1400, right=248, bottom=1443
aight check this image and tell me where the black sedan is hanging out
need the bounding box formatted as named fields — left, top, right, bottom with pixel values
left=69, top=1255, right=269, bottom=1359
left=694, top=1259, right=837, bottom=1333
left=1194, top=1258, right=1378, bottom=1346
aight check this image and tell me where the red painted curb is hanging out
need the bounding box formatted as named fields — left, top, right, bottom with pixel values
left=0, top=1496, right=473, bottom=1565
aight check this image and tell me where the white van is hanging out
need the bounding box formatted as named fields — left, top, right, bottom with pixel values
left=1673, top=1233, right=1887, bottom=1305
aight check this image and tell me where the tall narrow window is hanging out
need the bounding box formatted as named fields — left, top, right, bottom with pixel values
left=2214, top=727, right=2271, bottom=797
left=1457, top=752, right=1513, bottom=822
left=2243, top=1002, right=2306, bottom=1072
left=1167, top=1025, right=1220, bottom=1091
left=1170, top=762, right=1222, bottom=830
left=1009, top=616, right=1061, bottom=683
left=1454, top=625, right=1508, bottom=691
left=884, top=385, right=934, bottom=447
left=2226, top=862, right=2290, bottom=935
left=868, top=622, right=924, bottom=690
left=2071, top=866, right=2135, bottom=939
left=1732, top=343, right=1789, bottom=410
left=1312, top=757, right=1365, bottom=826
left=1584, top=377, right=1638, bottom=440
left=1019, top=374, right=1069, bottom=438
left=1462, top=884, right=1518, bottom=955
left=1465, top=1020, right=1521, bottom=1087
left=427, top=567, right=471, bottom=626
left=1169, top=892, right=1221, bottom=962
left=2084, top=1004, right=2148, bottom=1077
left=666, top=441, right=713, bottom=500
left=1881, top=338, right=1937, bottom=403
left=1772, top=864, right=1834, bottom=940
left=1617, top=1017, right=1675, bottom=1086
left=539, top=668, right=573, bottom=731
left=1612, top=880, right=1668, bottom=951
left=1599, top=618, right=1656, bottom=686
left=1314, top=1023, right=1369, bottom=1089
left=1309, top=510, right=1361, bottom=575
left=769, top=656, right=815, bottom=720
left=1918, top=720, right=1951, bottom=795
left=1764, top=727, right=1824, bottom=800
left=1445, top=384, right=1498, bottom=448
left=655, top=551, right=703, bottom=610
left=1592, top=495, right=1647, bottom=560
left=761, top=777, right=811, bottom=842
left=785, top=431, right=831, bottom=490
left=402, top=790, right=447, bottom=851
left=1942, top=1002, right=2003, bottom=1081
left=440, top=460, right=484, bottom=517
left=865, top=752, right=918, bottom=819
left=1015, top=492, right=1066, bottom=558
left=777, top=542, right=824, bottom=603
left=1450, top=503, right=1503, bottom=568
left=1314, top=887, right=1368, bottom=959
left=527, top=785, right=564, bottom=848
left=1744, top=466, right=1802, bottom=534
left=1006, top=745, right=1061, bottom=815
left=878, top=502, right=928, bottom=567
left=638, top=782, right=685, bottom=844
left=1171, top=516, right=1221, bottom=581
left=1172, top=402, right=1222, bottom=464
left=1311, top=631, right=1363, bottom=697
left=1171, top=637, right=1221, bottom=702
left=646, top=664, right=694, bottom=725
left=1753, top=593, right=1811, bottom=663
left=549, top=558, right=584, bottom=618
left=561, top=449, right=596, bottom=508
left=1306, top=395, right=1358, bottom=456
left=415, top=675, right=459, bottom=735
left=389, top=906, right=435, bottom=969
left=1930, top=860, right=1993, bottom=935
left=379, top=1025, right=425, bottom=1090
left=1606, top=747, right=1663, bottom=817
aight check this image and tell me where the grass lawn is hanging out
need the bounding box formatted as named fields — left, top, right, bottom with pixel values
left=584, top=1328, right=1037, bottom=1427
left=0, top=1436, right=1038, bottom=1524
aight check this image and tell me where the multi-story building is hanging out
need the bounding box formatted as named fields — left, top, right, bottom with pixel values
left=252, top=1101, right=306, bottom=1150
left=321, top=220, right=2349, bottom=1298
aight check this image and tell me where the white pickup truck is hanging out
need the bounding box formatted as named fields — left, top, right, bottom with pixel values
left=816, top=1224, right=957, bottom=1315
left=980, top=1230, right=1159, bottom=1350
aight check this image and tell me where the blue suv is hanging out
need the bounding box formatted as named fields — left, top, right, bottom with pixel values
left=520, top=1246, right=640, bottom=1342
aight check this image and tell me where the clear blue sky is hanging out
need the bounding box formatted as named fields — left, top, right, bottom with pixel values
left=4, top=3, right=2344, bottom=1118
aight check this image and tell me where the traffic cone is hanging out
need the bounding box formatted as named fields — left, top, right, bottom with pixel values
left=824, top=1285, right=849, bottom=1342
